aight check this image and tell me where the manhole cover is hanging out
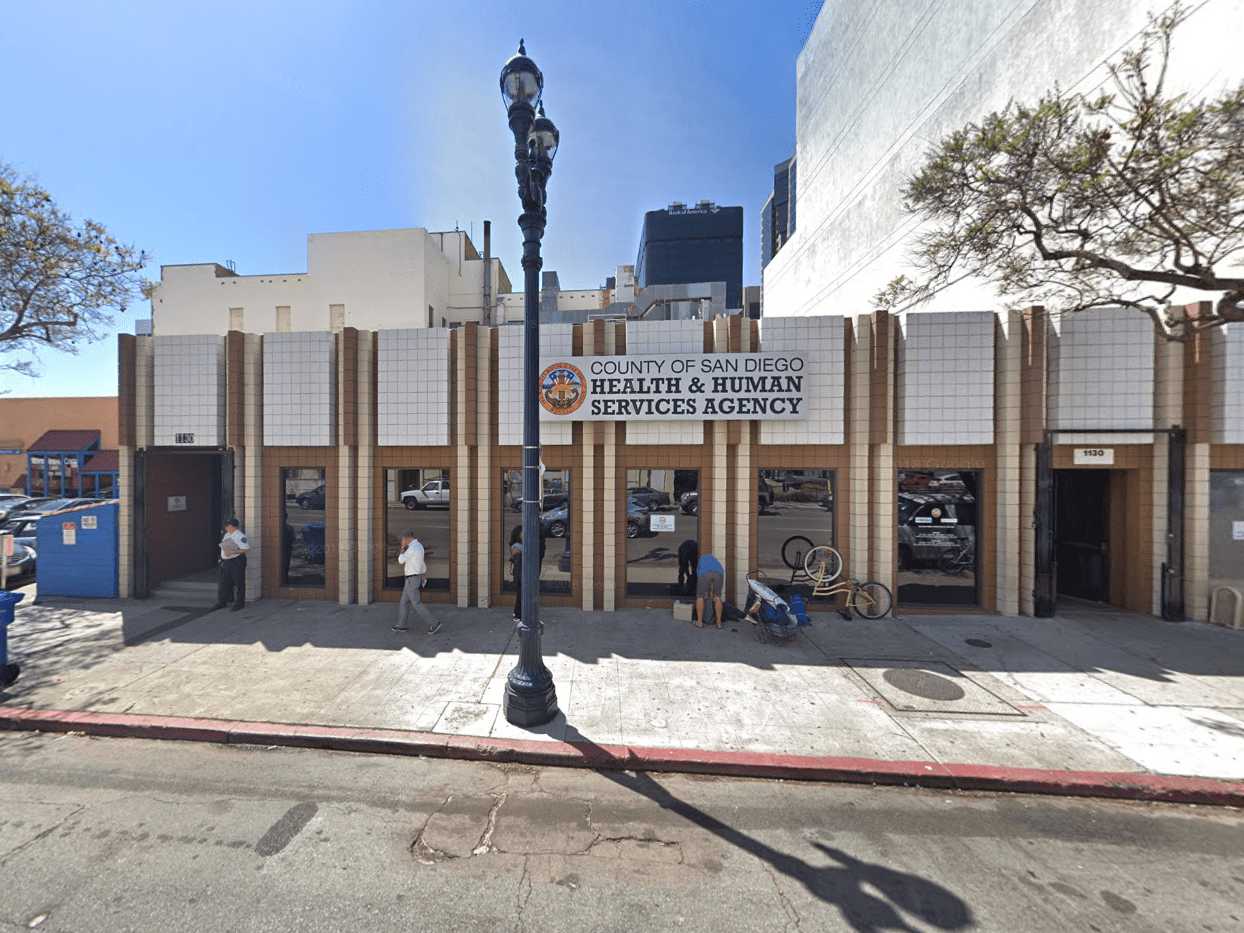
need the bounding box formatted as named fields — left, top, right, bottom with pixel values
left=965, top=638, right=993, bottom=648
left=882, top=668, right=966, bottom=701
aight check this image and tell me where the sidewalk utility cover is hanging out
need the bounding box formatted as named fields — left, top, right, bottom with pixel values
left=845, top=659, right=1023, bottom=716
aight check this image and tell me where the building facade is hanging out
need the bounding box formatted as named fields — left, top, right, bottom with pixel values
left=636, top=203, right=744, bottom=310
left=149, top=227, right=512, bottom=335
left=114, top=307, right=1244, bottom=626
left=0, top=397, right=119, bottom=495
left=761, top=156, right=796, bottom=271
left=762, top=0, right=1244, bottom=317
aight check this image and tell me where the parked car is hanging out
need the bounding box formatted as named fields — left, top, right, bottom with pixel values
left=627, top=485, right=671, bottom=510
left=0, top=495, right=30, bottom=523
left=7, top=497, right=88, bottom=519
left=1, top=542, right=36, bottom=583
left=296, top=485, right=326, bottom=510
left=0, top=516, right=40, bottom=551
left=401, top=478, right=451, bottom=510
left=625, top=496, right=651, bottom=539
left=510, top=492, right=567, bottom=513
left=541, top=503, right=569, bottom=538
left=679, top=491, right=699, bottom=515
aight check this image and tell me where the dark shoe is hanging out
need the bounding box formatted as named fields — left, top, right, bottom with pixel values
left=427, top=620, right=442, bottom=635
left=392, top=624, right=409, bottom=632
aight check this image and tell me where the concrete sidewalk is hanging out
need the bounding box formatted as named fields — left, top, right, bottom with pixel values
left=2, top=595, right=1243, bottom=783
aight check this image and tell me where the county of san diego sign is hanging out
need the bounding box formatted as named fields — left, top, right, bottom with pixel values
left=538, top=352, right=808, bottom=421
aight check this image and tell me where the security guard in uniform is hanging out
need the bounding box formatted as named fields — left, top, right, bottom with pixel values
left=213, top=517, right=250, bottom=612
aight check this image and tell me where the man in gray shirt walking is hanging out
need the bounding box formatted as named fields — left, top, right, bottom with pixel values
left=392, top=531, right=441, bottom=635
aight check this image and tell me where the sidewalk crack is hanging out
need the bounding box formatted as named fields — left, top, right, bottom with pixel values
left=762, top=861, right=803, bottom=932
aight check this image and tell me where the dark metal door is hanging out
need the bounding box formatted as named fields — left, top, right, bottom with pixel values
left=1056, top=470, right=1111, bottom=602
left=1034, top=441, right=1055, bottom=616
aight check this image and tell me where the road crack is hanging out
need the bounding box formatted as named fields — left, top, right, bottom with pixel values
left=511, top=855, right=533, bottom=933
left=410, top=795, right=456, bottom=864
left=762, top=862, right=803, bottom=932
left=472, top=793, right=507, bottom=856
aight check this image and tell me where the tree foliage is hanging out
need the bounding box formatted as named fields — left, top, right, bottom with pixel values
left=0, top=162, right=147, bottom=380
left=876, top=6, right=1244, bottom=336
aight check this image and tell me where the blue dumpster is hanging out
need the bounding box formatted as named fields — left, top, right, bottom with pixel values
left=0, top=591, right=22, bottom=688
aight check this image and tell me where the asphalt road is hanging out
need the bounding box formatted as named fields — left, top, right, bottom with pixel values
left=1, top=734, right=1241, bottom=932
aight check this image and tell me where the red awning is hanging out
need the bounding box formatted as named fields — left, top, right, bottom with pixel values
left=27, top=430, right=102, bottom=453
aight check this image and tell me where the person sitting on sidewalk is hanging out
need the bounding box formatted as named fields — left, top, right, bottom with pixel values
left=393, top=531, right=441, bottom=635
left=213, top=517, right=249, bottom=612
left=694, top=551, right=725, bottom=629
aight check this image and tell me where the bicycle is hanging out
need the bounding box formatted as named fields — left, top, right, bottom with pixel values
left=803, top=546, right=892, bottom=619
left=782, top=536, right=843, bottom=584
left=936, top=541, right=974, bottom=576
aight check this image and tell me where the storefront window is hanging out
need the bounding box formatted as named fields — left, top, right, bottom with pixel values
left=502, top=469, right=571, bottom=594
left=897, top=470, right=979, bottom=606
left=281, top=467, right=327, bottom=587
left=625, top=468, right=698, bottom=598
left=1209, top=471, right=1244, bottom=593
left=384, top=468, right=451, bottom=590
left=757, top=469, right=834, bottom=594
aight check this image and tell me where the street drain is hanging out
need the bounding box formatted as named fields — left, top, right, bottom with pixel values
left=965, top=638, right=993, bottom=648
left=882, top=668, right=966, bottom=702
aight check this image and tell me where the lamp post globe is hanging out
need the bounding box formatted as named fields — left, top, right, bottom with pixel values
left=501, top=40, right=559, bottom=728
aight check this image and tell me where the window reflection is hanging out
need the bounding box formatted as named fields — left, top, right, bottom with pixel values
left=897, top=470, right=979, bottom=606
left=1209, top=471, right=1244, bottom=594
left=502, top=469, right=571, bottom=594
left=384, top=468, right=451, bottom=590
left=625, top=468, right=699, bottom=598
left=757, top=469, right=834, bottom=595
left=282, top=467, right=326, bottom=587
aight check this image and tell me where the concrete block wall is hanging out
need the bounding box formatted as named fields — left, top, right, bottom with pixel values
left=758, top=316, right=845, bottom=445
left=994, top=311, right=1021, bottom=615
left=1048, top=308, right=1154, bottom=443
left=498, top=324, right=573, bottom=446
left=897, top=311, right=994, bottom=445
left=1210, top=325, right=1243, bottom=443
left=242, top=334, right=264, bottom=598
left=377, top=329, right=451, bottom=446
left=153, top=335, right=224, bottom=447
left=355, top=331, right=375, bottom=605
left=262, top=332, right=336, bottom=447
left=847, top=320, right=871, bottom=577
left=625, top=319, right=705, bottom=445
left=476, top=326, right=494, bottom=609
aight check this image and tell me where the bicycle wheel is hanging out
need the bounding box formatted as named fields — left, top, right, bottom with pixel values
left=781, top=535, right=814, bottom=570
left=852, top=581, right=893, bottom=620
left=937, top=550, right=961, bottom=574
left=803, top=545, right=843, bottom=584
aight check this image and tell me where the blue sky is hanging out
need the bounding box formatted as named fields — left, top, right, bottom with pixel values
left=2, top=0, right=821, bottom=397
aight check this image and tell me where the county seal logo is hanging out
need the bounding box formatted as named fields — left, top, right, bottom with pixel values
left=538, top=362, right=587, bottom=416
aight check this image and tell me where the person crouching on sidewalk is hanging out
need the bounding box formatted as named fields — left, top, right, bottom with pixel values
left=213, top=517, right=249, bottom=612
left=393, top=531, right=441, bottom=635
left=694, top=551, right=725, bottom=628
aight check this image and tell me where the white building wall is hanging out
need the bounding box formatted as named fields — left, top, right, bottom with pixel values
left=625, top=319, right=704, bottom=445
left=758, top=316, right=845, bottom=445
left=896, top=311, right=994, bottom=445
left=497, top=324, right=574, bottom=446
left=263, top=332, right=337, bottom=447
left=376, top=329, right=452, bottom=447
left=152, top=335, right=225, bottom=447
left=1210, top=324, right=1244, bottom=443
left=1047, top=308, right=1154, bottom=444
left=152, top=228, right=505, bottom=336
left=763, top=0, right=1244, bottom=318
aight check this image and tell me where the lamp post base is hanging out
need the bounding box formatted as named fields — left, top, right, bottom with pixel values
left=503, top=673, right=558, bottom=728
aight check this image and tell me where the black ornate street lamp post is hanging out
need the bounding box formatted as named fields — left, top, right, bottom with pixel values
left=500, top=40, right=559, bottom=727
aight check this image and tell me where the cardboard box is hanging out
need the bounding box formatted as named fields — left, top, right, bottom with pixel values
left=672, top=600, right=694, bottom=622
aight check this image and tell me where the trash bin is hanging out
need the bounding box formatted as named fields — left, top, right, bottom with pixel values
left=0, top=591, right=23, bottom=688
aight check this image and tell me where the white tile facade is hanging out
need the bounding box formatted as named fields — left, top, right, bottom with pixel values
left=498, top=323, right=574, bottom=446
left=1210, top=324, right=1243, bottom=443
left=153, top=335, right=225, bottom=447
left=377, top=329, right=451, bottom=447
left=896, top=311, right=995, bottom=445
left=758, top=315, right=845, bottom=445
left=1048, top=308, right=1154, bottom=444
left=625, top=319, right=704, bottom=445
left=263, top=331, right=337, bottom=446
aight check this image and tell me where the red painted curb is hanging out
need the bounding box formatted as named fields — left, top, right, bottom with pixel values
left=2, top=705, right=1241, bottom=807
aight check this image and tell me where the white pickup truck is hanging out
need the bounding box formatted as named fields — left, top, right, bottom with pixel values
left=400, top=479, right=451, bottom=510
